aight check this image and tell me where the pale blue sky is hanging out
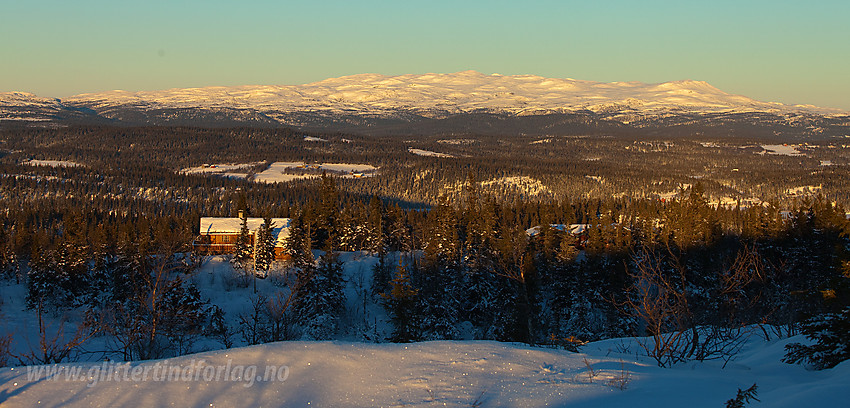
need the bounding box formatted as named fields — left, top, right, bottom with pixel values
left=2, top=0, right=848, bottom=109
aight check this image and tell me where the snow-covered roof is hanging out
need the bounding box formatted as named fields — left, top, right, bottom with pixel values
left=200, top=217, right=291, bottom=246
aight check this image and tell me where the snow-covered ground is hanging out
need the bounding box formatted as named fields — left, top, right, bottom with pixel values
left=254, top=162, right=378, bottom=183
left=760, top=144, right=804, bottom=156
left=437, top=139, right=477, bottom=145
left=319, top=163, right=378, bottom=174
left=23, top=160, right=82, bottom=168
left=2, top=333, right=847, bottom=407
left=181, top=161, right=378, bottom=183
left=180, top=162, right=261, bottom=179
left=252, top=162, right=318, bottom=183
left=526, top=224, right=589, bottom=237
left=408, top=148, right=454, bottom=158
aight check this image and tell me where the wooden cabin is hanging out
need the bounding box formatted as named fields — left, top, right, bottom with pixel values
left=193, top=214, right=292, bottom=261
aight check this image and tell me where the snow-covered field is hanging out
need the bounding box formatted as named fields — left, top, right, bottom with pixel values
left=408, top=148, right=454, bottom=158
left=180, top=162, right=261, bottom=179
left=254, top=162, right=378, bottom=183
left=252, top=162, right=318, bottom=183
left=437, top=139, right=477, bottom=145
left=2, top=333, right=847, bottom=407
left=23, top=159, right=82, bottom=168
left=181, top=161, right=378, bottom=183
left=760, top=144, right=804, bottom=156
left=319, top=163, right=378, bottom=174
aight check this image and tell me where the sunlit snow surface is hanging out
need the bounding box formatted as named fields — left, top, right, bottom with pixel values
left=253, top=162, right=377, bottom=183
left=408, top=148, right=454, bottom=158
left=23, top=160, right=82, bottom=168
left=2, top=336, right=848, bottom=407
left=760, top=144, right=804, bottom=156
left=180, top=162, right=378, bottom=183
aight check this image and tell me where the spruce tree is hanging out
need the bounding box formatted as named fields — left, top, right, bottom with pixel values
left=293, top=251, right=345, bottom=339
left=381, top=258, right=419, bottom=342
left=316, top=172, right=339, bottom=250
left=367, top=195, right=386, bottom=255
left=231, top=212, right=252, bottom=272
left=254, top=217, right=276, bottom=276
left=285, top=211, right=314, bottom=271
left=784, top=306, right=850, bottom=369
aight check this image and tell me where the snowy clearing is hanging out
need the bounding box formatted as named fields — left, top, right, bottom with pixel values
left=526, top=224, right=590, bottom=236
left=408, top=148, right=454, bottom=158
left=180, top=163, right=259, bottom=174
left=437, top=139, right=477, bottom=145
left=2, top=335, right=848, bottom=407
left=23, top=160, right=82, bottom=168
left=303, top=136, right=327, bottom=142
left=760, top=144, right=804, bottom=156
left=180, top=162, right=261, bottom=179
left=318, top=163, right=378, bottom=173
left=480, top=176, right=550, bottom=197
left=254, top=162, right=378, bottom=183
left=253, top=162, right=318, bottom=183
left=181, top=161, right=378, bottom=183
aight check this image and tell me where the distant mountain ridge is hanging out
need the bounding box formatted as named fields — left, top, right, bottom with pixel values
left=2, top=72, right=848, bottom=137
left=62, top=71, right=848, bottom=116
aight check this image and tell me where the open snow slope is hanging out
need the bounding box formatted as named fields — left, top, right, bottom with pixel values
left=2, top=336, right=848, bottom=407
left=62, top=71, right=847, bottom=117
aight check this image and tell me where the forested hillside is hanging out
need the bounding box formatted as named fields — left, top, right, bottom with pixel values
left=0, top=125, right=849, bottom=369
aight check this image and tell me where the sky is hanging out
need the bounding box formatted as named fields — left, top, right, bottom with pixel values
left=2, top=0, right=849, bottom=110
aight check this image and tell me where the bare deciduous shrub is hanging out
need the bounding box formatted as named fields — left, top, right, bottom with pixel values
left=0, top=333, right=12, bottom=367
left=619, top=248, right=696, bottom=367
left=606, top=360, right=632, bottom=390
left=619, top=246, right=766, bottom=367
left=16, top=302, right=101, bottom=365
left=583, top=357, right=596, bottom=383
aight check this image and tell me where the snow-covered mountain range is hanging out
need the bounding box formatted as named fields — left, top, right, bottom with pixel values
left=2, top=71, right=848, bottom=132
